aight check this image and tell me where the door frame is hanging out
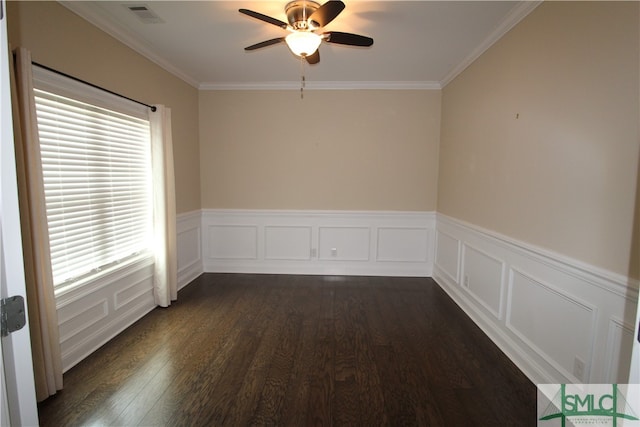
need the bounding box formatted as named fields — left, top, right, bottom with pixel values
left=0, top=0, right=38, bottom=423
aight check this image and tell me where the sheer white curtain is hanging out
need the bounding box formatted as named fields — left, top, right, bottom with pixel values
left=11, top=47, right=63, bottom=401
left=150, top=105, right=177, bottom=307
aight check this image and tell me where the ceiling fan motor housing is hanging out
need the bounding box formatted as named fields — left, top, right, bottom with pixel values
left=285, top=1, right=321, bottom=30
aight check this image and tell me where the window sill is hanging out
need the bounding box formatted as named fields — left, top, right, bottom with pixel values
left=54, top=253, right=154, bottom=307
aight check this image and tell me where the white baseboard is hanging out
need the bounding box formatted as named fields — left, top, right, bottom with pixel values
left=200, top=209, right=435, bottom=277
left=433, top=213, right=639, bottom=385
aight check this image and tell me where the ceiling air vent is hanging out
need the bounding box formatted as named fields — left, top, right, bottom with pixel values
left=125, top=4, right=164, bottom=24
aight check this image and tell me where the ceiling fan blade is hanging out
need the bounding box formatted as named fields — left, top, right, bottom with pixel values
left=309, top=0, right=345, bottom=28
left=324, top=31, right=373, bottom=47
left=239, top=9, right=288, bottom=29
left=305, top=50, right=320, bottom=65
left=244, top=38, right=285, bottom=51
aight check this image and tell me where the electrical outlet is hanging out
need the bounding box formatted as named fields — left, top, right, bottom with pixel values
left=573, top=356, right=586, bottom=381
left=464, top=275, right=469, bottom=287
left=331, top=248, right=337, bottom=257
left=310, top=248, right=317, bottom=258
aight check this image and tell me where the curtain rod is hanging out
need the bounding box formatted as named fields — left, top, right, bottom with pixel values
left=32, top=61, right=157, bottom=112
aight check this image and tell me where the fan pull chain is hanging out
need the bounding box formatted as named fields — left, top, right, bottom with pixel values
left=300, top=56, right=306, bottom=99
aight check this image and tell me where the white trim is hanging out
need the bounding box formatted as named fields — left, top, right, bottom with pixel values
left=434, top=264, right=556, bottom=384
left=58, top=300, right=108, bottom=344
left=113, top=273, right=154, bottom=310
left=199, top=81, right=442, bottom=91
left=202, top=208, right=432, bottom=219
left=437, top=214, right=639, bottom=299
left=60, top=298, right=156, bottom=372
left=440, top=1, right=542, bottom=87
left=55, top=255, right=154, bottom=307
left=505, top=267, right=598, bottom=384
left=176, top=210, right=204, bottom=290
left=201, top=209, right=435, bottom=277
left=57, top=260, right=155, bottom=371
left=434, top=229, right=461, bottom=283
left=460, top=242, right=506, bottom=321
left=434, top=213, right=639, bottom=385
left=604, top=317, right=636, bottom=382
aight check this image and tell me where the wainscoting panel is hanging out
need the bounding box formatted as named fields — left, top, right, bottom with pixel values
left=506, top=268, right=597, bottom=382
left=207, top=225, right=258, bottom=260
left=377, top=227, right=430, bottom=263
left=435, top=230, right=460, bottom=283
left=202, top=210, right=435, bottom=277
left=265, top=226, right=312, bottom=260
left=318, top=227, right=370, bottom=261
left=604, top=317, right=635, bottom=383
left=54, top=211, right=204, bottom=372
left=461, top=243, right=505, bottom=320
left=177, top=210, right=203, bottom=289
left=433, top=214, right=639, bottom=385
left=56, top=257, right=155, bottom=371
left=114, top=274, right=154, bottom=310
left=58, top=299, right=108, bottom=344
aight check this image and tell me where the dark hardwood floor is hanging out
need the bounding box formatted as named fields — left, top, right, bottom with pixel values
left=38, top=274, right=536, bottom=426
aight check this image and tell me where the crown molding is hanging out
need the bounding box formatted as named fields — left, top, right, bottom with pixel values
left=439, top=0, right=542, bottom=88
left=60, top=0, right=540, bottom=92
left=59, top=1, right=200, bottom=89
left=199, top=80, right=441, bottom=91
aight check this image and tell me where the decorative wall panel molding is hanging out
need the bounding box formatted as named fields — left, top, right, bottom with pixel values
left=56, top=210, right=204, bottom=371
left=58, top=299, right=108, bottom=344
left=177, top=210, right=204, bottom=289
left=434, top=214, right=639, bottom=385
left=461, top=243, right=505, bottom=320
left=318, top=226, right=370, bottom=261
left=506, top=268, right=597, bottom=383
left=264, top=226, right=312, bottom=261
left=376, top=227, right=430, bottom=263
left=202, top=209, right=435, bottom=277
left=435, top=230, right=460, bottom=283
left=56, top=257, right=155, bottom=371
left=604, top=317, right=635, bottom=382
left=207, top=225, right=258, bottom=260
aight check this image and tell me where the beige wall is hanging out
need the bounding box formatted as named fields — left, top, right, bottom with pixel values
left=7, top=1, right=201, bottom=214
left=438, top=2, right=640, bottom=278
left=199, top=90, right=440, bottom=211
left=9, top=1, right=638, bottom=279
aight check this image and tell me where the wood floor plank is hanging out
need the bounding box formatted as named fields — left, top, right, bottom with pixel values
left=38, top=273, right=536, bottom=426
left=140, top=282, right=270, bottom=426
left=347, top=287, right=388, bottom=427
left=305, top=283, right=336, bottom=427
left=216, top=283, right=289, bottom=426
left=277, top=278, right=322, bottom=427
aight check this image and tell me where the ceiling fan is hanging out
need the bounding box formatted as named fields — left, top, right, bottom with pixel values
left=239, top=0, right=373, bottom=65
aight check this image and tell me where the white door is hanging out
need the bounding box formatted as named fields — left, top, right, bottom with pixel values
left=0, top=0, right=39, bottom=424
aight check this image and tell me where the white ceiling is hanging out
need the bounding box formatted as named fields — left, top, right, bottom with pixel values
left=60, top=1, right=540, bottom=90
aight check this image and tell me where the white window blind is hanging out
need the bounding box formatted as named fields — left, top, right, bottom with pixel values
left=34, top=88, right=152, bottom=288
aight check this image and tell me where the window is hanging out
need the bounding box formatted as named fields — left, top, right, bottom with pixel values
left=33, top=67, right=153, bottom=290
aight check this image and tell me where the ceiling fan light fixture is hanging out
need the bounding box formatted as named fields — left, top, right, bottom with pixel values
left=285, top=31, right=322, bottom=57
